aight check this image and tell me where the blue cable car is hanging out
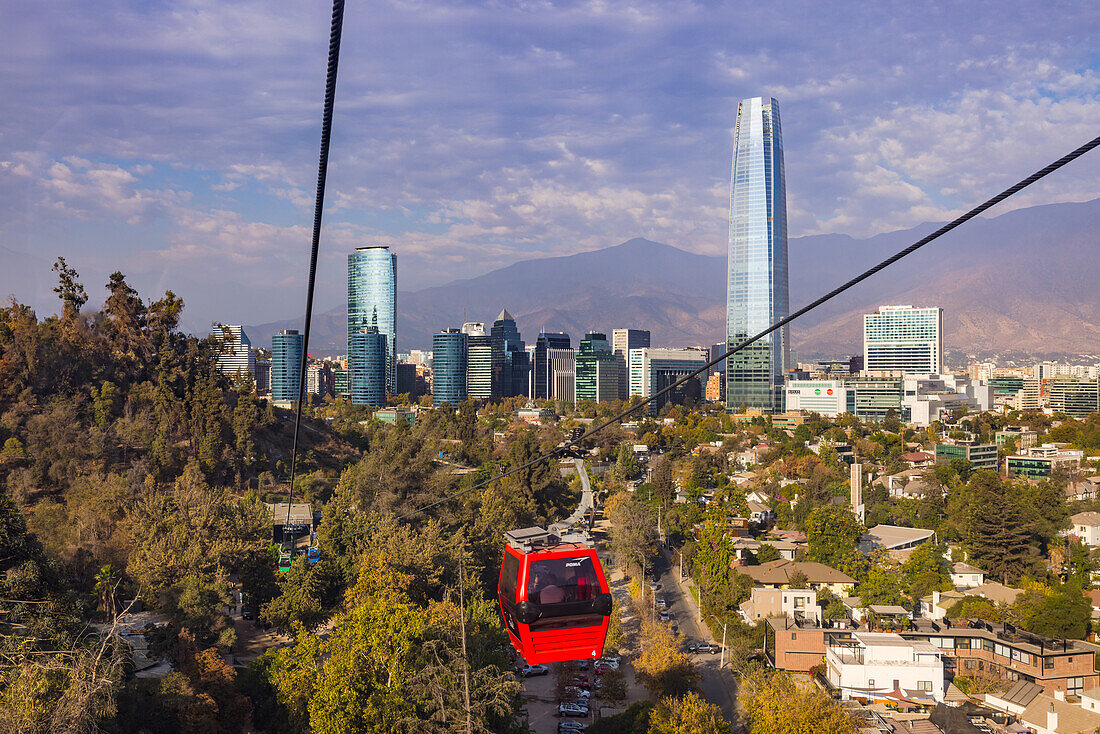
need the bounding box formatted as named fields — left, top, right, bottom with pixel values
left=307, top=547, right=320, bottom=564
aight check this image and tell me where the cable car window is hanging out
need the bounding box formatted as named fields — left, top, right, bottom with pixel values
left=500, top=553, right=520, bottom=605
left=528, top=557, right=600, bottom=604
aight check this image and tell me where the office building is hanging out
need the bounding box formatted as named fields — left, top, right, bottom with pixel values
left=785, top=381, right=854, bottom=417
left=432, top=329, right=467, bottom=407
left=395, top=362, right=422, bottom=398
left=212, top=325, right=256, bottom=379
left=901, top=374, right=992, bottom=427
left=708, top=343, right=727, bottom=377
left=306, top=363, right=334, bottom=397
left=1006, top=444, right=1083, bottom=479
left=271, top=330, right=304, bottom=403
left=333, top=368, right=349, bottom=398
left=533, top=332, right=570, bottom=399
left=491, top=308, right=529, bottom=398
left=935, top=441, right=998, bottom=471
left=254, top=359, right=271, bottom=394
left=863, top=305, right=943, bottom=374
left=725, top=96, right=789, bottom=413
left=575, top=332, right=620, bottom=403
left=462, top=322, right=492, bottom=400
left=548, top=348, right=575, bottom=403
left=349, top=328, right=387, bottom=407
left=348, top=246, right=397, bottom=393
left=612, top=329, right=650, bottom=400
left=628, top=347, right=708, bottom=415
left=1047, top=377, right=1100, bottom=419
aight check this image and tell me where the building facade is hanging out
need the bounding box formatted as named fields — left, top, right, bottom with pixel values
left=271, top=329, right=304, bottom=403
left=785, top=381, right=854, bottom=416
left=349, top=329, right=387, bottom=406
left=935, top=441, right=999, bottom=471
left=348, top=246, right=397, bottom=394
left=462, top=322, right=492, bottom=400
left=1047, top=378, right=1100, bottom=419
left=491, top=308, right=529, bottom=398
left=612, top=328, right=650, bottom=400
left=212, top=325, right=255, bottom=379
left=432, top=329, right=468, bottom=407
left=725, top=96, right=789, bottom=413
left=575, top=332, right=620, bottom=403
left=629, top=347, right=708, bottom=415
left=863, top=305, right=943, bottom=374
left=548, top=348, right=576, bottom=403
left=533, top=332, right=570, bottom=399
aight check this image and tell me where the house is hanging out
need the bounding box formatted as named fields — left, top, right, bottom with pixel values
left=745, top=489, right=770, bottom=504
left=860, top=525, right=936, bottom=553
left=515, top=401, right=553, bottom=425
left=1016, top=691, right=1100, bottom=734
left=1066, top=480, right=1099, bottom=502
left=951, top=562, right=986, bottom=589
left=736, top=560, right=856, bottom=596
left=746, top=500, right=774, bottom=524
left=1070, top=512, right=1100, bottom=548
left=900, top=451, right=936, bottom=467
left=375, top=406, right=417, bottom=426
left=739, top=587, right=820, bottom=624
left=920, top=584, right=1024, bottom=620
left=825, top=632, right=946, bottom=704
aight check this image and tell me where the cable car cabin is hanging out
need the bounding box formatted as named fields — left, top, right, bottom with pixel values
left=307, top=547, right=320, bottom=564
left=498, top=527, right=612, bottom=664
left=277, top=551, right=293, bottom=572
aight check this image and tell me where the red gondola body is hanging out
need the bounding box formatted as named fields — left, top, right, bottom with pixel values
left=498, top=527, right=612, bottom=665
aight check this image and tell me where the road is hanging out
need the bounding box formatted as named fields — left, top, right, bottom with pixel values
left=649, top=551, right=741, bottom=725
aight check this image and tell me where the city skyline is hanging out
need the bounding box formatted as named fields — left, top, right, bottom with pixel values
left=2, top=1, right=1097, bottom=336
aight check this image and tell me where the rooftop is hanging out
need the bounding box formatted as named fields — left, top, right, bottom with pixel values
left=1071, top=511, right=1100, bottom=526
left=266, top=502, right=313, bottom=525
left=861, top=525, right=936, bottom=550
left=952, top=562, right=984, bottom=575
left=738, top=559, right=855, bottom=586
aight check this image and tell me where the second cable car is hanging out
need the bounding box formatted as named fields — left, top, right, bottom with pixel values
left=498, top=527, right=612, bottom=665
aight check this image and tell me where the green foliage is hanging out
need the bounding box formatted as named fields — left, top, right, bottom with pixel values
left=946, top=596, right=1003, bottom=622
left=965, top=472, right=1035, bottom=584
left=1009, top=581, right=1091, bottom=640
left=740, top=669, right=860, bottom=734
left=805, top=505, right=866, bottom=580
left=648, top=691, right=732, bottom=733
left=587, top=701, right=654, bottom=734
left=899, top=542, right=952, bottom=602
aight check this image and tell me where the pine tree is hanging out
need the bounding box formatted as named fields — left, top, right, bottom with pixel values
left=967, top=471, right=1033, bottom=584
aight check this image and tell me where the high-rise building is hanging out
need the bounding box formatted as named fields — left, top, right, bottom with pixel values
left=491, top=308, right=529, bottom=398
left=533, top=332, right=571, bottom=399
left=212, top=324, right=256, bottom=379
left=1047, top=378, right=1100, bottom=419
left=432, top=328, right=468, bottom=407
left=612, top=329, right=650, bottom=400
left=333, top=368, right=349, bottom=398
left=462, top=322, right=492, bottom=400
left=725, top=96, right=789, bottom=413
left=348, top=246, right=397, bottom=394
left=548, top=348, right=576, bottom=402
left=628, top=347, right=708, bottom=415
left=271, top=330, right=304, bottom=402
left=350, top=328, right=387, bottom=406
left=254, top=359, right=271, bottom=394
left=708, top=343, right=727, bottom=377
left=306, top=363, right=334, bottom=397
left=863, top=305, right=943, bottom=374
left=575, top=332, right=620, bottom=403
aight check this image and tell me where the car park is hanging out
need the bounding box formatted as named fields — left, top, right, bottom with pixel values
left=521, top=664, right=550, bottom=677
left=559, top=702, right=589, bottom=717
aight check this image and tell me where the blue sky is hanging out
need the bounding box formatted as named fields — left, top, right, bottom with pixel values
left=1, top=0, right=1098, bottom=333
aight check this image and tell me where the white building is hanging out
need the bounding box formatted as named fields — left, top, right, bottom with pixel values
left=901, top=374, right=993, bottom=427
left=864, top=305, right=943, bottom=375
left=628, top=347, right=708, bottom=415
left=951, top=562, right=986, bottom=589
left=212, top=324, right=256, bottom=379
left=739, top=587, right=819, bottom=624
left=1070, top=511, right=1100, bottom=548
left=548, top=348, right=575, bottom=403
left=784, top=380, right=852, bottom=416
left=826, top=632, right=945, bottom=703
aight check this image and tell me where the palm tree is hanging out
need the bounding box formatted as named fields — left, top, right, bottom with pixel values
left=94, top=564, right=120, bottom=618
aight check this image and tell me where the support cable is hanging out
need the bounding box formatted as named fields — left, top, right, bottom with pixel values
left=320, top=136, right=1099, bottom=546
left=283, top=0, right=347, bottom=546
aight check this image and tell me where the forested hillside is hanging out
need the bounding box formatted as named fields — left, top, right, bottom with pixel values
left=0, top=260, right=575, bottom=733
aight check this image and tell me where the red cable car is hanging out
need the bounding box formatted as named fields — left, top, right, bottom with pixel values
left=498, top=527, right=612, bottom=665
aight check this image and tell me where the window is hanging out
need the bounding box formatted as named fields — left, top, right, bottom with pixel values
left=791, top=633, right=797, bottom=640
left=919, top=681, right=932, bottom=691
left=500, top=553, right=520, bottom=605
left=995, top=644, right=1009, bottom=658
left=983, top=639, right=994, bottom=653
left=1070, top=677, right=1085, bottom=696
left=956, top=638, right=971, bottom=650
left=1045, top=658, right=1055, bottom=669
left=527, top=556, right=600, bottom=604
left=868, top=679, right=875, bottom=687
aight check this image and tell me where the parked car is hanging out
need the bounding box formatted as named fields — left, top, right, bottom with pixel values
left=686, top=641, right=701, bottom=653
left=599, top=655, right=621, bottom=665
left=699, top=643, right=722, bottom=654
left=655, top=597, right=667, bottom=610
left=659, top=610, right=671, bottom=622
left=571, top=677, right=590, bottom=690
left=563, top=686, right=591, bottom=700
left=521, top=664, right=550, bottom=677
left=577, top=659, right=589, bottom=671
left=558, top=721, right=587, bottom=733
left=559, top=702, right=589, bottom=717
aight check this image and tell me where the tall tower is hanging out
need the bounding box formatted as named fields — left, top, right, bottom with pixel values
left=863, top=305, right=943, bottom=375
left=725, top=96, right=789, bottom=413
left=432, top=328, right=468, bottom=407
left=348, top=246, right=397, bottom=395
left=271, top=329, right=304, bottom=403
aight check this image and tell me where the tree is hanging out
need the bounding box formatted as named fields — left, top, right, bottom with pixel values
left=788, top=570, right=809, bottom=589
left=634, top=617, right=699, bottom=698
left=606, top=492, right=658, bottom=577
left=650, top=457, right=674, bottom=507
left=899, top=542, right=951, bottom=602
left=805, top=506, right=864, bottom=570
left=966, top=472, right=1033, bottom=584
left=52, top=256, right=88, bottom=322
left=648, top=692, right=731, bottom=734
left=94, top=564, right=121, bottom=618
left=740, top=669, right=860, bottom=734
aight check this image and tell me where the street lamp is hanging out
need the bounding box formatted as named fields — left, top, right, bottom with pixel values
left=706, top=614, right=728, bottom=670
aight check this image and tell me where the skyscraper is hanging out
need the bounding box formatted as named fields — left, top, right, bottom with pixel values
left=212, top=324, right=256, bottom=380
left=271, top=329, right=304, bottom=403
left=575, top=332, right=620, bottom=403
left=491, top=308, right=529, bottom=397
left=629, top=347, right=709, bottom=415
left=432, top=328, right=468, bottom=407
left=548, top=347, right=576, bottom=402
left=863, top=305, right=943, bottom=374
left=725, top=96, right=789, bottom=413
left=348, top=246, right=397, bottom=394
left=350, top=328, right=387, bottom=406
left=533, top=332, right=571, bottom=399
left=462, top=322, right=492, bottom=400
left=612, top=328, right=650, bottom=400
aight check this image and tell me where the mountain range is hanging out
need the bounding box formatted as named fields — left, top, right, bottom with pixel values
left=245, top=197, right=1100, bottom=358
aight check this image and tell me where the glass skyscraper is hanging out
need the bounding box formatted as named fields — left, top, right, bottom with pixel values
left=271, top=329, right=304, bottom=402
left=432, top=328, right=468, bottom=407
left=491, top=308, right=529, bottom=398
left=863, top=305, right=943, bottom=374
left=533, top=332, right=571, bottom=399
left=725, top=96, right=789, bottom=413
left=348, top=246, right=397, bottom=395
left=349, top=328, right=387, bottom=406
